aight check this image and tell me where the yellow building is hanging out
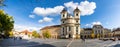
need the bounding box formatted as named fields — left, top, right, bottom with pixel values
left=113, top=28, right=120, bottom=37
left=80, top=28, right=92, bottom=39
left=80, top=25, right=112, bottom=39
left=40, top=25, right=61, bottom=39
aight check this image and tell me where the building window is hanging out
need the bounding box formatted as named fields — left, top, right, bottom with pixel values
left=63, top=14, right=65, bottom=17
left=63, top=28, right=64, bottom=35
left=76, top=27, right=78, bottom=29
left=76, top=27, right=78, bottom=34
left=95, top=31, right=97, bottom=34
left=76, top=20, right=78, bottom=23
left=76, top=13, right=78, bottom=16
left=69, top=26, right=71, bottom=31
left=63, top=21, right=64, bottom=23
left=98, top=30, right=100, bottom=33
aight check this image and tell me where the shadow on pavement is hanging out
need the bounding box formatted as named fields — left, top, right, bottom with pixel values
left=0, top=38, right=56, bottom=47
left=112, top=44, right=120, bottom=47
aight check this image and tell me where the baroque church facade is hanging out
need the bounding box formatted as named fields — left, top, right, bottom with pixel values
left=60, top=7, right=81, bottom=38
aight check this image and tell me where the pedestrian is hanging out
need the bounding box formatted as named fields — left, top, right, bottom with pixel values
left=81, top=37, right=85, bottom=41
left=83, top=38, right=85, bottom=42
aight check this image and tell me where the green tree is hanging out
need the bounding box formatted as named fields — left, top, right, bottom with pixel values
left=0, top=10, right=14, bottom=37
left=42, top=30, right=51, bottom=38
left=9, top=31, right=13, bottom=37
left=32, top=30, right=40, bottom=38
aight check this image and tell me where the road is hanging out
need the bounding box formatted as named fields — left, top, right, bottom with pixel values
left=0, top=38, right=120, bottom=47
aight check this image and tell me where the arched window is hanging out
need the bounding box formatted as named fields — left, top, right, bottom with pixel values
left=63, top=27, right=64, bottom=35
left=63, top=14, right=65, bottom=17
left=63, top=21, right=64, bottom=23
left=76, top=13, right=78, bottom=16
left=76, top=27, right=78, bottom=34
left=76, top=20, right=78, bottom=23
left=69, top=26, right=71, bottom=31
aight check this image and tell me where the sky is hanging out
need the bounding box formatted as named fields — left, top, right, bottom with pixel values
left=1, top=0, right=120, bottom=32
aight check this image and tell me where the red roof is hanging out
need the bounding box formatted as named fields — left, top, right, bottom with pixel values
left=20, top=30, right=32, bottom=34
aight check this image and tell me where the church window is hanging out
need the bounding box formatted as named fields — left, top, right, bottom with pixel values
left=63, top=28, right=64, bottom=35
left=76, top=20, right=78, bottom=23
left=63, top=21, right=64, bottom=23
left=76, top=13, right=78, bottom=16
left=76, top=27, right=78, bottom=34
left=63, top=14, right=65, bottom=17
left=69, top=26, right=71, bottom=31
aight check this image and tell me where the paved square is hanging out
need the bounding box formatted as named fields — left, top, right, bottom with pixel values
left=0, top=38, right=120, bottom=47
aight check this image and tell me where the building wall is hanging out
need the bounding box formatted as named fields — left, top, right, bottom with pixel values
left=40, top=25, right=61, bottom=39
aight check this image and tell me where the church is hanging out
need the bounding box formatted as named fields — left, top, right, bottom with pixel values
left=60, top=7, right=81, bottom=39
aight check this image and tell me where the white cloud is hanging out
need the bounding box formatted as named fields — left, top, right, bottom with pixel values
left=29, top=14, right=35, bottom=18
left=64, top=1, right=96, bottom=16
left=92, top=21, right=102, bottom=25
left=33, top=6, right=64, bottom=16
left=33, top=1, right=96, bottom=16
left=85, top=24, right=91, bottom=26
left=33, top=1, right=96, bottom=24
left=38, top=17, right=53, bottom=23
left=14, top=24, right=41, bottom=32
left=85, top=21, right=102, bottom=27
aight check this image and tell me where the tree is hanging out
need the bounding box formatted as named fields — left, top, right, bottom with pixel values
left=42, top=30, right=51, bottom=38
left=97, top=34, right=100, bottom=38
left=0, top=10, right=14, bottom=37
left=91, top=30, right=95, bottom=39
left=32, top=30, right=40, bottom=38
left=9, top=31, right=13, bottom=37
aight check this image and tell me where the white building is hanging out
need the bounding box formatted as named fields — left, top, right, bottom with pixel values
left=93, top=25, right=104, bottom=38
left=19, top=30, right=32, bottom=39
left=60, top=7, right=81, bottom=39
left=13, top=30, right=32, bottom=39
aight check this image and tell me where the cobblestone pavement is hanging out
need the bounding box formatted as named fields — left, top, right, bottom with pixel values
left=0, top=38, right=120, bottom=47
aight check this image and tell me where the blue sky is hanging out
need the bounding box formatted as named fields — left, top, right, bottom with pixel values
left=2, top=0, right=120, bottom=31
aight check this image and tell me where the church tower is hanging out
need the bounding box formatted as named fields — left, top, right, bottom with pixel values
left=60, top=8, right=68, bottom=38
left=74, top=7, right=81, bottom=38
left=61, top=8, right=67, bottom=19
